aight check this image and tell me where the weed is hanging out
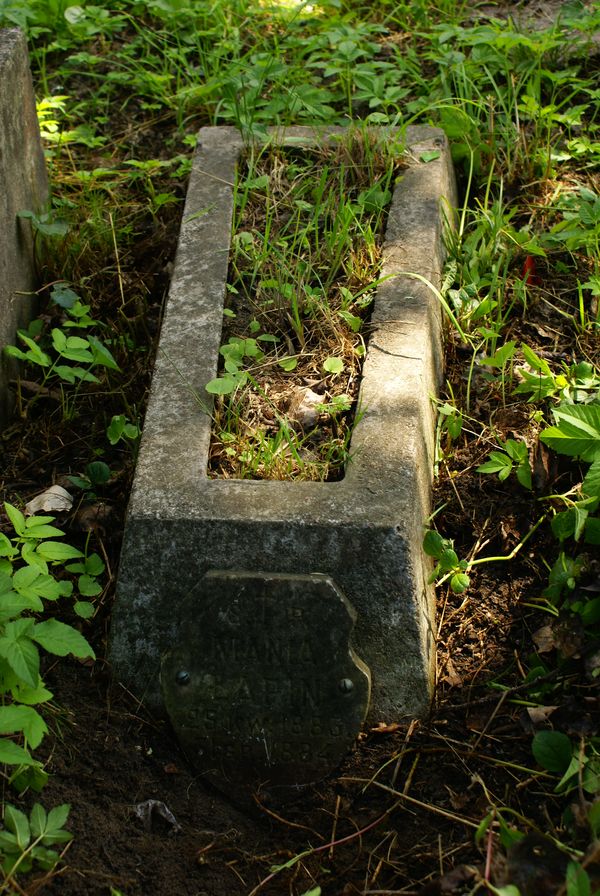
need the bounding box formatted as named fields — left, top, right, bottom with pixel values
left=4, top=282, right=119, bottom=420
left=477, top=438, right=533, bottom=490
left=0, top=503, right=96, bottom=791
left=0, top=803, right=72, bottom=885
left=207, top=131, right=402, bottom=479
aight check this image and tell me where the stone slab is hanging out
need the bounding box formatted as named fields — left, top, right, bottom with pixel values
left=0, top=29, right=48, bottom=421
left=110, top=126, right=456, bottom=770
left=161, top=570, right=370, bottom=797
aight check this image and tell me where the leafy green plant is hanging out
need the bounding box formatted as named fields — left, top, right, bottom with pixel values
left=0, top=503, right=95, bottom=787
left=67, top=461, right=112, bottom=503
left=532, top=730, right=600, bottom=796
left=477, top=438, right=532, bottom=489
left=514, top=345, right=600, bottom=404
left=207, top=134, right=399, bottom=479
left=423, top=529, right=470, bottom=594
left=206, top=334, right=278, bottom=396
left=541, top=403, right=600, bottom=547
left=0, top=803, right=72, bottom=884
left=106, top=414, right=141, bottom=448
left=4, top=282, right=119, bottom=418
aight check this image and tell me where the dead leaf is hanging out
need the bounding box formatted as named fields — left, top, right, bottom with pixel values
left=418, top=863, right=478, bottom=894
left=532, top=625, right=555, bottom=653
left=284, top=386, right=323, bottom=428
left=526, top=705, right=558, bottom=725
left=11, top=379, right=62, bottom=400
left=442, top=656, right=463, bottom=687
left=25, top=485, right=73, bottom=515
left=73, top=502, right=113, bottom=533
left=585, top=648, right=600, bottom=682
left=532, top=440, right=555, bottom=492
left=369, top=721, right=401, bottom=734
left=553, top=617, right=585, bottom=659
left=134, top=800, right=181, bottom=834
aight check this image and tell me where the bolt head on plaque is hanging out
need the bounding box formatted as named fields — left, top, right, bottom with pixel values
left=161, top=571, right=370, bottom=799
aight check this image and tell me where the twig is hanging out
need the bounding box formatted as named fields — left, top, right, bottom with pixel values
left=470, top=690, right=508, bottom=752
left=247, top=801, right=402, bottom=896
left=342, top=778, right=480, bottom=830
left=329, top=795, right=341, bottom=859
left=253, top=795, right=325, bottom=841
left=390, top=719, right=418, bottom=790
left=440, top=667, right=563, bottom=710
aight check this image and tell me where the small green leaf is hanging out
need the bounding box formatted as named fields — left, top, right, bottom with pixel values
left=0, top=705, right=47, bottom=749
left=74, top=601, right=95, bottom=619
left=0, top=738, right=37, bottom=766
left=439, top=548, right=459, bottom=570
left=51, top=328, right=67, bottom=352
left=32, top=619, right=95, bottom=659
left=85, top=553, right=105, bottom=576
left=30, top=845, right=62, bottom=869
left=278, top=357, right=298, bottom=372
left=450, top=573, right=470, bottom=593
left=46, top=804, right=71, bottom=838
left=78, top=575, right=101, bottom=597
left=11, top=681, right=53, bottom=706
left=521, top=343, right=553, bottom=375
left=532, top=730, right=572, bottom=773
left=88, top=335, right=120, bottom=371
left=419, top=150, right=441, bottom=163
left=29, top=805, right=47, bottom=840
left=338, top=310, right=362, bottom=332
left=423, top=530, right=445, bottom=558
left=0, top=619, right=40, bottom=687
left=50, top=283, right=79, bottom=309
left=540, top=404, right=600, bottom=462
left=4, top=503, right=25, bottom=536
left=323, top=357, right=344, bottom=374
left=582, top=460, right=600, bottom=500
left=205, top=376, right=238, bottom=395
left=477, top=452, right=513, bottom=475
left=107, top=415, right=126, bottom=444
left=552, top=510, right=576, bottom=542
left=516, top=464, right=533, bottom=490
left=86, top=461, right=111, bottom=485
left=35, top=542, right=84, bottom=563
left=4, top=805, right=30, bottom=850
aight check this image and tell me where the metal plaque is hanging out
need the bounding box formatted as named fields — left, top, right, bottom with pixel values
left=161, top=570, right=370, bottom=799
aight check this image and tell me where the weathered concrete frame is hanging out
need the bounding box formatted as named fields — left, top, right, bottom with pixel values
left=0, top=29, right=48, bottom=421
left=110, top=125, right=456, bottom=723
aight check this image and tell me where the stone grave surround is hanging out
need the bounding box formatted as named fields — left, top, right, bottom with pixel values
left=110, top=126, right=456, bottom=798
left=0, top=29, right=48, bottom=421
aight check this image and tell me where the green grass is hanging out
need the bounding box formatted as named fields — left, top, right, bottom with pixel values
left=207, top=131, right=402, bottom=479
left=1, top=0, right=600, bottom=891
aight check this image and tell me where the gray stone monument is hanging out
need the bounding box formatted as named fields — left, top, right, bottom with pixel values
left=0, top=29, right=48, bottom=421
left=110, top=126, right=456, bottom=797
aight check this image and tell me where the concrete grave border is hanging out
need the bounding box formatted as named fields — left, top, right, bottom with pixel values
left=0, top=29, right=48, bottom=421
left=110, top=125, right=456, bottom=724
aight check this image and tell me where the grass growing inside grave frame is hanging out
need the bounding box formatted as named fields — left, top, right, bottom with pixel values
left=207, top=129, right=406, bottom=480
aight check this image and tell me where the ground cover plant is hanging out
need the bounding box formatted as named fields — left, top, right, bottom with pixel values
left=208, top=132, right=404, bottom=480
left=0, top=0, right=599, bottom=893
